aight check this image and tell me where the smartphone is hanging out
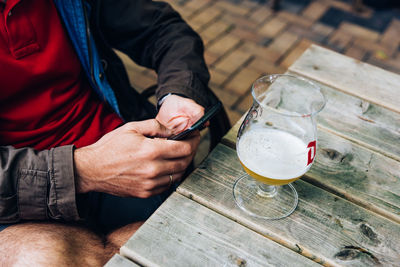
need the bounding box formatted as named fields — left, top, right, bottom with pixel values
left=168, top=101, right=222, bottom=140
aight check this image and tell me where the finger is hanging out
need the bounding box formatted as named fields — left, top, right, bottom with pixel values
left=186, top=130, right=201, bottom=139
left=143, top=184, right=172, bottom=198
left=154, top=171, right=185, bottom=189
left=124, top=119, right=172, bottom=138
left=188, top=110, right=204, bottom=126
left=166, top=116, right=190, bottom=132
left=156, top=95, right=205, bottom=128
left=147, top=156, right=193, bottom=179
left=150, top=132, right=201, bottom=159
left=140, top=171, right=185, bottom=197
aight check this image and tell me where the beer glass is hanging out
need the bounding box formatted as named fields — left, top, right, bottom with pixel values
left=233, top=74, right=325, bottom=219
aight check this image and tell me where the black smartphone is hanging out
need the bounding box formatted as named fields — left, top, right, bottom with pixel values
left=168, top=101, right=222, bottom=140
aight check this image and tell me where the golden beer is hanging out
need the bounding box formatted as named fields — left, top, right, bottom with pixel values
left=237, top=128, right=310, bottom=186
left=239, top=161, right=301, bottom=185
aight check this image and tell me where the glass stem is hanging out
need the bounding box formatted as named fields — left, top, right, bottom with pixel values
left=257, top=183, right=277, bottom=198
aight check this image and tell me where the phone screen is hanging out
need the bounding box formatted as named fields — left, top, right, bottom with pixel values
left=168, top=102, right=222, bottom=140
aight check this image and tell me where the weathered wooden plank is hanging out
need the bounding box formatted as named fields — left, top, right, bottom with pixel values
left=309, top=129, right=400, bottom=222
left=292, top=74, right=400, bottom=162
left=120, top=193, right=318, bottom=267
left=104, top=254, right=140, bottom=267
left=226, top=72, right=400, bottom=162
left=178, top=144, right=400, bottom=266
left=222, top=118, right=400, bottom=223
left=289, top=45, right=400, bottom=114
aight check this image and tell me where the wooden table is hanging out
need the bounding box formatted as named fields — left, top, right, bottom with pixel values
left=107, top=45, right=400, bottom=266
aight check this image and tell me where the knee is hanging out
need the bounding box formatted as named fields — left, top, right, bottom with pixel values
left=0, top=222, right=110, bottom=266
left=106, top=221, right=144, bottom=248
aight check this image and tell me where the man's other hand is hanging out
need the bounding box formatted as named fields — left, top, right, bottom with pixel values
left=156, top=95, right=205, bottom=134
left=73, top=119, right=200, bottom=198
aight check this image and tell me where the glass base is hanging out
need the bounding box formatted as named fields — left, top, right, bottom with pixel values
left=233, top=173, right=298, bottom=219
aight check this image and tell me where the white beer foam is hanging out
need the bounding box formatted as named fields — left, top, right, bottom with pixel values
left=237, top=128, right=310, bottom=180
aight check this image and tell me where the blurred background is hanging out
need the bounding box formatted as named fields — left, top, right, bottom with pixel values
left=117, top=0, right=400, bottom=161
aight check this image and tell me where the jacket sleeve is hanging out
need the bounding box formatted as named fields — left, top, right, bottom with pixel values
left=0, top=145, right=80, bottom=223
left=97, top=0, right=214, bottom=108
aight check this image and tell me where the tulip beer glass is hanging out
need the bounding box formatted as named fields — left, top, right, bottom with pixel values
left=233, top=74, right=326, bottom=219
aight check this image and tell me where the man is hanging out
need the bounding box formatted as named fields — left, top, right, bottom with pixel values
left=0, top=0, right=227, bottom=265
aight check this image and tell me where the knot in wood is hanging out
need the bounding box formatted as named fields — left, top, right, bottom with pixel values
left=321, top=148, right=353, bottom=164
left=360, top=223, right=380, bottom=245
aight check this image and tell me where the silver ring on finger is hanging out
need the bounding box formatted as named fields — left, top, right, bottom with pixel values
left=169, top=174, right=173, bottom=187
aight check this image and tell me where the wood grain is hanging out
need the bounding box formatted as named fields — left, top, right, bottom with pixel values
left=289, top=45, right=400, bottom=114
left=121, top=193, right=319, bottom=267
left=301, top=76, right=400, bottom=162
left=222, top=120, right=400, bottom=223
left=224, top=70, right=400, bottom=162
left=178, top=144, right=400, bottom=266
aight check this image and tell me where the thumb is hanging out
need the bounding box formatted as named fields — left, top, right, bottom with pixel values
left=124, top=119, right=172, bottom=138
left=167, top=115, right=190, bottom=132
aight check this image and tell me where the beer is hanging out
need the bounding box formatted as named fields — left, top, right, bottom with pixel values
left=237, top=128, right=310, bottom=186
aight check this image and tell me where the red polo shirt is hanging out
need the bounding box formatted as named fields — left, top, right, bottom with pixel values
left=0, top=0, right=123, bottom=150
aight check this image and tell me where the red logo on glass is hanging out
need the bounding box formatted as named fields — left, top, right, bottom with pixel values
left=307, top=141, right=316, bottom=166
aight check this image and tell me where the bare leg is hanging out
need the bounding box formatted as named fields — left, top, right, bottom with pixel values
left=0, top=222, right=113, bottom=266
left=0, top=221, right=144, bottom=267
left=106, top=221, right=144, bottom=249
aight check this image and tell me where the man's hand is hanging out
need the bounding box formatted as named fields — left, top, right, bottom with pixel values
left=74, top=119, right=200, bottom=198
left=156, top=95, right=205, bottom=134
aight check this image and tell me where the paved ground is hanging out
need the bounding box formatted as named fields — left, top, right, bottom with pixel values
left=118, top=0, right=400, bottom=163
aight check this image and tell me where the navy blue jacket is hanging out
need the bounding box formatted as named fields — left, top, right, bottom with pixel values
left=55, top=0, right=217, bottom=120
